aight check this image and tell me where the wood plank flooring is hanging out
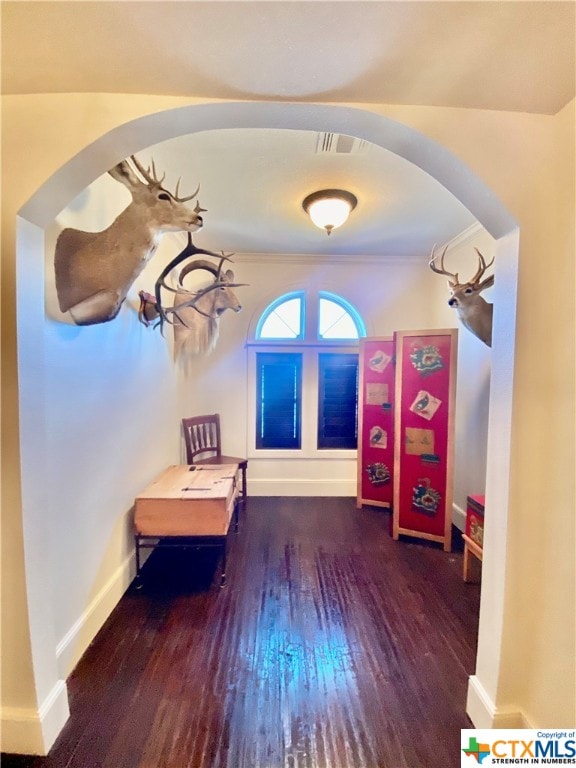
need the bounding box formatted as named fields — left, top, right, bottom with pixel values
left=2, top=497, right=480, bottom=768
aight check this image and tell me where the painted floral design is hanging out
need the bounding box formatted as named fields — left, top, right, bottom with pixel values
left=410, top=344, right=444, bottom=376
left=411, top=478, right=441, bottom=515
left=366, top=462, right=391, bottom=486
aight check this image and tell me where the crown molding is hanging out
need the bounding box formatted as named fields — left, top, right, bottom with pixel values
left=166, top=226, right=485, bottom=266
left=229, top=252, right=423, bottom=265
left=444, top=222, right=485, bottom=251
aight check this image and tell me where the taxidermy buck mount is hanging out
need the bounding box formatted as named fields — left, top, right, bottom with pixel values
left=138, top=233, right=247, bottom=359
left=429, top=245, right=495, bottom=347
left=54, top=155, right=205, bottom=326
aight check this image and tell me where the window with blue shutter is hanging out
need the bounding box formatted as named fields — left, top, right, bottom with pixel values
left=317, top=353, right=359, bottom=449
left=253, top=291, right=365, bottom=453
left=256, top=352, right=302, bottom=449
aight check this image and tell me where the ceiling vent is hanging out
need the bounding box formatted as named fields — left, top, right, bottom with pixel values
left=316, top=132, right=369, bottom=155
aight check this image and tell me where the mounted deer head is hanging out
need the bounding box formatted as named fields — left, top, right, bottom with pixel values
left=429, top=245, right=495, bottom=346
left=170, top=258, right=244, bottom=359
left=139, top=234, right=247, bottom=359
left=54, top=155, right=205, bottom=325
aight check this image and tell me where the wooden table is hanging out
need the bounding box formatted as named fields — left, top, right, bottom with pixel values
left=134, top=464, right=239, bottom=587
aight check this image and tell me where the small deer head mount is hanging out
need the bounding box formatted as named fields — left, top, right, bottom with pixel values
left=429, top=245, right=495, bottom=347
left=138, top=233, right=247, bottom=359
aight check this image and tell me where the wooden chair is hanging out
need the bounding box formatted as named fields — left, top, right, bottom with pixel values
left=182, top=414, right=248, bottom=511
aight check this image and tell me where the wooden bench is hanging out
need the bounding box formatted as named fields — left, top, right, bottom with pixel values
left=134, top=464, right=239, bottom=587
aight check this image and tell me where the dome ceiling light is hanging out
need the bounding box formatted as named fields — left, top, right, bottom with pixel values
left=302, top=189, right=358, bottom=235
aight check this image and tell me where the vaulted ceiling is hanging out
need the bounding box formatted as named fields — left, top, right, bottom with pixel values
left=2, top=1, right=574, bottom=256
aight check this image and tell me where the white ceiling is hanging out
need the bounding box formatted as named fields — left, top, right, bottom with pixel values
left=2, top=1, right=575, bottom=257
left=3, top=2, right=574, bottom=112
left=134, top=127, right=478, bottom=257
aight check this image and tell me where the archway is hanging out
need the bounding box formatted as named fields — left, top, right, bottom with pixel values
left=16, top=102, right=518, bottom=749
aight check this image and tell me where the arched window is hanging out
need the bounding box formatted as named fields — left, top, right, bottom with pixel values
left=257, top=290, right=365, bottom=342
left=318, top=292, right=366, bottom=340
left=251, top=291, right=365, bottom=453
left=256, top=291, right=304, bottom=340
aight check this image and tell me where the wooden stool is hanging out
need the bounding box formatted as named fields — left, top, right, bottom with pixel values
left=463, top=494, right=485, bottom=583
left=462, top=534, right=483, bottom=583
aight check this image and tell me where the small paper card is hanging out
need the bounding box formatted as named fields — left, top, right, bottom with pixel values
left=368, top=350, right=392, bottom=373
left=366, top=382, right=388, bottom=406
left=409, top=390, right=442, bottom=421
left=369, top=426, right=387, bottom=449
left=405, top=427, right=435, bottom=456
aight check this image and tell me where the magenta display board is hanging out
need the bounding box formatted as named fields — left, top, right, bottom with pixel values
left=357, top=338, right=395, bottom=508
left=392, top=329, right=457, bottom=551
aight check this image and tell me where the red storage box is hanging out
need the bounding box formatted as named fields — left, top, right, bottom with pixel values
left=465, top=494, right=485, bottom=549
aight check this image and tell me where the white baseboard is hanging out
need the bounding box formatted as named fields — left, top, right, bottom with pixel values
left=452, top=503, right=466, bottom=532
left=249, top=478, right=356, bottom=496
left=3, top=552, right=144, bottom=755
left=56, top=552, right=136, bottom=679
left=467, top=675, right=532, bottom=728
left=0, top=679, right=69, bottom=756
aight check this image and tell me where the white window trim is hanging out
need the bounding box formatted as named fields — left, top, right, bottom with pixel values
left=247, top=288, right=364, bottom=460
left=246, top=343, right=359, bottom=461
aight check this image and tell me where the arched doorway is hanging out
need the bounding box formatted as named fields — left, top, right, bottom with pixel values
left=16, top=102, right=518, bottom=750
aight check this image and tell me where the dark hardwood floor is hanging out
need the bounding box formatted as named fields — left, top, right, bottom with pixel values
left=2, top=497, right=480, bottom=768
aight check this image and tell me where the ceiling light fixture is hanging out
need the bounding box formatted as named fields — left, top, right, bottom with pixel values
left=302, top=189, right=358, bottom=236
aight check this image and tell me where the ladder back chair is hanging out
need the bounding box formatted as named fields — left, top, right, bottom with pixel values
left=182, top=414, right=248, bottom=511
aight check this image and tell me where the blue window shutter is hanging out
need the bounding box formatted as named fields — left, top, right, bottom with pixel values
left=317, top=353, right=358, bottom=449
left=256, top=353, right=302, bottom=449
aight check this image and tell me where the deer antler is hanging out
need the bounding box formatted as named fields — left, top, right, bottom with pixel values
left=470, top=248, right=495, bottom=287
left=173, top=177, right=201, bottom=203
left=167, top=280, right=248, bottom=322
left=177, top=259, right=219, bottom=285
left=160, top=258, right=246, bottom=323
left=176, top=259, right=246, bottom=291
left=177, top=254, right=233, bottom=285
left=129, top=155, right=200, bottom=201
left=152, top=235, right=238, bottom=330
left=149, top=159, right=165, bottom=185
left=128, top=155, right=160, bottom=186
left=429, top=245, right=458, bottom=283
